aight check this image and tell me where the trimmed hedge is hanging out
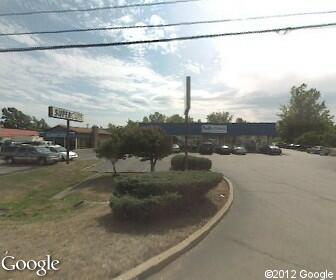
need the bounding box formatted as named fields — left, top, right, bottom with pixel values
left=110, top=171, right=222, bottom=221
left=111, top=193, right=182, bottom=220
left=171, top=155, right=212, bottom=171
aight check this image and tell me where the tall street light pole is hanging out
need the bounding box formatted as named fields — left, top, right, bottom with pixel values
left=184, top=76, right=191, bottom=170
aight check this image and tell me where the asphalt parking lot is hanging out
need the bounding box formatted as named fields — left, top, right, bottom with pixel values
left=148, top=149, right=336, bottom=280
left=1, top=148, right=335, bottom=280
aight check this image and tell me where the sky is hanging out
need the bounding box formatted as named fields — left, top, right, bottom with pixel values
left=1, top=0, right=336, bottom=127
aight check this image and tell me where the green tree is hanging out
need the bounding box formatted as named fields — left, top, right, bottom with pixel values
left=96, top=127, right=126, bottom=175
left=142, top=112, right=166, bottom=123
left=107, top=123, right=116, bottom=131
left=31, top=117, right=49, bottom=131
left=321, top=127, right=336, bottom=147
left=125, top=127, right=171, bottom=172
left=278, top=84, right=334, bottom=142
left=295, top=131, right=322, bottom=146
left=206, top=111, right=233, bottom=123
left=1, top=107, right=32, bottom=129
left=166, top=114, right=193, bottom=123
left=235, top=117, right=246, bottom=123
left=125, top=119, right=139, bottom=128
left=1, top=107, right=49, bottom=131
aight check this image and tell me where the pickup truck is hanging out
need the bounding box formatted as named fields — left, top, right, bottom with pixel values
left=0, top=145, right=60, bottom=165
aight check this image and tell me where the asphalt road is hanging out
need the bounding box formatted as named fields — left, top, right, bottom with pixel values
left=145, top=149, right=336, bottom=280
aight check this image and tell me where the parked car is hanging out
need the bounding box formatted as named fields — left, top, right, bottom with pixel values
left=232, top=146, right=247, bottom=155
left=0, top=144, right=20, bottom=161
left=171, top=144, right=180, bottom=153
left=199, top=142, right=214, bottom=155
left=191, top=144, right=199, bottom=153
left=47, top=145, right=78, bottom=160
left=297, top=145, right=312, bottom=152
left=320, top=147, right=330, bottom=156
left=288, top=144, right=301, bottom=150
left=215, top=145, right=232, bottom=155
left=4, top=145, right=60, bottom=165
left=275, top=143, right=286, bottom=148
left=260, top=145, right=282, bottom=155
left=307, top=146, right=330, bottom=156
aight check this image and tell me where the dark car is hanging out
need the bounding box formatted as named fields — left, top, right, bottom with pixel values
left=4, top=145, right=60, bottom=165
left=0, top=144, right=20, bottom=161
left=215, top=145, right=232, bottom=155
left=307, top=146, right=330, bottom=156
left=260, top=145, right=282, bottom=155
left=276, top=143, right=287, bottom=148
left=199, top=142, right=214, bottom=155
left=297, top=145, right=312, bottom=152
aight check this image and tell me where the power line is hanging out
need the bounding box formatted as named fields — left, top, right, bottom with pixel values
left=2, top=9, right=336, bottom=37
left=0, top=0, right=200, bottom=17
left=0, top=22, right=335, bottom=53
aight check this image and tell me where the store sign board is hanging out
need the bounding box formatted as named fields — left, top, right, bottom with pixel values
left=201, top=124, right=228, bottom=134
left=48, top=106, right=83, bottom=122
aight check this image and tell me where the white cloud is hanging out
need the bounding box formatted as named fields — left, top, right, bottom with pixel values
left=0, top=50, right=185, bottom=125
left=1, top=0, right=336, bottom=125
left=185, top=61, right=202, bottom=74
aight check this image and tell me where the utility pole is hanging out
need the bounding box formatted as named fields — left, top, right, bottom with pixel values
left=66, top=119, right=70, bottom=164
left=184, top=76, right=191, bottom=170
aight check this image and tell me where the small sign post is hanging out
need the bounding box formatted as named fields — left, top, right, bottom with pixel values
left=48, top=106, right=84, bottom=164
left=184, top=76, right=191, bottom=170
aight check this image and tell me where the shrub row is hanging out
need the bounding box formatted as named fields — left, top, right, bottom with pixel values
left=171, top=155, right=212, bottom=171
left=110, top=171, right=222, bottom=221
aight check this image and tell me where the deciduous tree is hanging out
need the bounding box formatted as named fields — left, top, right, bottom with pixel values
left=142, top=112, right=167, bottom=123
left=1, top=107, right=49, bottom=131
left=206, top=111, right=233, bottom=123
left=96, top=127, right=126, bottom=175
left=278, top=84, right=334, bottom=142
left=125, top=127, right=171, bottom=172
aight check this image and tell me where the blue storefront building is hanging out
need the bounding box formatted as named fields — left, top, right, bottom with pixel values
left=140, top=122, right=277, bottom=152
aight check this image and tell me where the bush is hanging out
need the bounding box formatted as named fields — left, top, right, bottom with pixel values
left=110, top=171, right=222, bottom=221
left=110, top=193, right=182, bottom=220
left=171, top=155, right=212, bottom=171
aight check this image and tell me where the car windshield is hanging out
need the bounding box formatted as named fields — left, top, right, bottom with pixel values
left=35, top=147, right=52, bottom=153
left=55, top=146, right=67, bottom=152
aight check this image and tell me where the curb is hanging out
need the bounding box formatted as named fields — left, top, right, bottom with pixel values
left=82, top=162, right=98, bottom=171
left=51, top=173, right=102, bottom=200
left=114, top=175, right=234, bottom=280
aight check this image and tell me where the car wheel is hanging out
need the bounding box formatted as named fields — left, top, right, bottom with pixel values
left=6, top=157, right=14, bottom=164
left=38, top=158, right=47, bottom=165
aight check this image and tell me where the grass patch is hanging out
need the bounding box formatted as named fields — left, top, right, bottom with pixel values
left=0, top=160, right=97, bottom=222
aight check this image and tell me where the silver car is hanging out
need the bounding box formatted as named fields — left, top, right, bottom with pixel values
left=232, top=146, right=247, bottom=155
left=47, top=145, right=79, bottom=160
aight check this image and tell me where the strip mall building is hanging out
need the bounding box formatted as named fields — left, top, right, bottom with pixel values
left=140, top=122, right=277, bottom=152
left=41, top=125, right=110, bottom=149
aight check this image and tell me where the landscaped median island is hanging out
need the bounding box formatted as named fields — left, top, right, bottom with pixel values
left=110, top=171, right=222, bottom=221
left=0, top=154, right=231, bottom=279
